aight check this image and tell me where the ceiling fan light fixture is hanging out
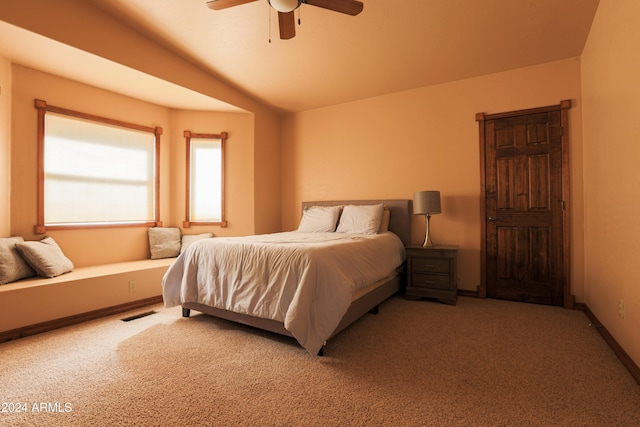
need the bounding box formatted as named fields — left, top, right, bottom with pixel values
left=269, top=0, right=300, bottom=13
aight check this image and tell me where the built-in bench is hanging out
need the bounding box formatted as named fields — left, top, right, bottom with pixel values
left=0, top=258, right=175, bottom=343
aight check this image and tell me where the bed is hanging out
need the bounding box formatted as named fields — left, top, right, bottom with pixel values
left=162, top=199, right=411, bottom=355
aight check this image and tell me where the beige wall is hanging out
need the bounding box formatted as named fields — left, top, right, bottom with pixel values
left=0, top=55, right=10, bottom=236
left=169, top=109, right=256, bottom=236
left=9, top=65, right=264, bottom=267
left=10, top=65, right=172, bottom=266
left=254, top=112, right=282, bottom=233
left=581, top=0, right=640, bottom=367
left=282, top=58, right=585, bottom=298
left=0, top=0, right=283, bottom=238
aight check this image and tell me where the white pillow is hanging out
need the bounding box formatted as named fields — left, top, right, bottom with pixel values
left=0, top=236, right=36, bottom=284
left=336, top=204, right=384, bottom=235
left=297, top=205, right=342, bottom=233
left=148, top=227, right=181, bottom=259
left=180, top=233, right=214, bottom=254
left=15, top=236, right=74, bottom=278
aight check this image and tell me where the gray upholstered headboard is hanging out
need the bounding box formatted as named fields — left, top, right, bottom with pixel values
left=301, top=199, right=411, bottom=246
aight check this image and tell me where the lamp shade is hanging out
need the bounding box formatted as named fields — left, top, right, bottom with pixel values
left=269, top=0, right=301, bottom=12
left=413, top=191, right=441, bottom=215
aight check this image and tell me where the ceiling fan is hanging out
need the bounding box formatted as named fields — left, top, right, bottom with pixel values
left=206, top=0, right=364, bottom=40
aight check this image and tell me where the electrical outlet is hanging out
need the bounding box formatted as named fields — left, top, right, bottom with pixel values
left=129, top=280, right=137, bottom=293
left=618, top=299, right=625, bottom=319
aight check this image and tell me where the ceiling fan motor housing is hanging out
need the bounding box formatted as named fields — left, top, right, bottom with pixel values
left=269, top=0, right=301, bottom=13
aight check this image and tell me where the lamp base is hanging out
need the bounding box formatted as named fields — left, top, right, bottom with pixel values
left=422, top=237, right=435, bottom=247
left=422, top=214, right=435, bottom=247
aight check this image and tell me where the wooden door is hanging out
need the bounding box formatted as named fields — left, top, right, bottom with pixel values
left=477, top=102, right=573, bottom=308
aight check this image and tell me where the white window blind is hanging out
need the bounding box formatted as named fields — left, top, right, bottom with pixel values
left=190, top=138, right=222, bottom=222
left=44, top=113, right=156, bottom=225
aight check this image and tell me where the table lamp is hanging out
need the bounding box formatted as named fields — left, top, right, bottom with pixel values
left=413, top=190, right=441, bottom=247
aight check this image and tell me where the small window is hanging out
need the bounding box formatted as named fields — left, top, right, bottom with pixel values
left=34, top=99, right=162, bottom=233
left=183, top=130, right=227, bottom=228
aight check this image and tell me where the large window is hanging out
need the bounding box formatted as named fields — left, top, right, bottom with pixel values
left=183, top=130, right=227, bottom=228
left=34, top=99, right=162, bottom=233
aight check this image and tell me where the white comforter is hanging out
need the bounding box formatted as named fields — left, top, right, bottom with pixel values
left=162, top=231, right=405, bottom=355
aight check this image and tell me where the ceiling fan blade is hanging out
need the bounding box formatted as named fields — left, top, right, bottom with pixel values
left=278, top=11, right=296, bottom=40
left=303, top=0, right=363, bottom=16
left=206, top=0, right=259, bottom=10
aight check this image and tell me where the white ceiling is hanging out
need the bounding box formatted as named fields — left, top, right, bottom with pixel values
left=1, top=0, right=600, bottom=113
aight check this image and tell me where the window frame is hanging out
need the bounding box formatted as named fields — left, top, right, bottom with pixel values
left=183, top=130, right=228, bottom=228
left=34, top=99, right=163, bottom=234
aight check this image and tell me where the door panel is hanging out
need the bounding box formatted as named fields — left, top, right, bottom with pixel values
left=479, top=104, right=569, bottom=306
left=529, top=154, right=550, bottom=208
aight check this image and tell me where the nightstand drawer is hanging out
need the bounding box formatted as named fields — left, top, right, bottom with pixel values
left=411, top=258, right=450, bottom=274
left=411, top=273, right=451, bottom=290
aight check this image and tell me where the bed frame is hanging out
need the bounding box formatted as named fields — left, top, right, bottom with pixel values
left=181, top=199, right=411, bottom=355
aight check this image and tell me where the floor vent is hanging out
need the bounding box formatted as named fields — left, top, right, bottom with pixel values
left=121, top=310, right=156, bottom=322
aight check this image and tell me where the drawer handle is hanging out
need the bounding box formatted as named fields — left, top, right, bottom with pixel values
left=423, top=280, right=436, bottom=284
left=421, top=264, right=436, bottom=268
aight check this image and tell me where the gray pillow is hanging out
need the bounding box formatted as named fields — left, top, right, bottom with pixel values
left=15, top=236, right=74, bottom=278
left=148, top=227, right=181, bottom=259
left=0, top=236, right=36, bottom=284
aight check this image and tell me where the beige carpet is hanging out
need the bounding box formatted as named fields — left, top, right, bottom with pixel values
left=1, top=296, right=639, bottom=426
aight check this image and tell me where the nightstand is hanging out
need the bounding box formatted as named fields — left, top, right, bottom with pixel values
left=405, top=245, right=458, bottom=305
